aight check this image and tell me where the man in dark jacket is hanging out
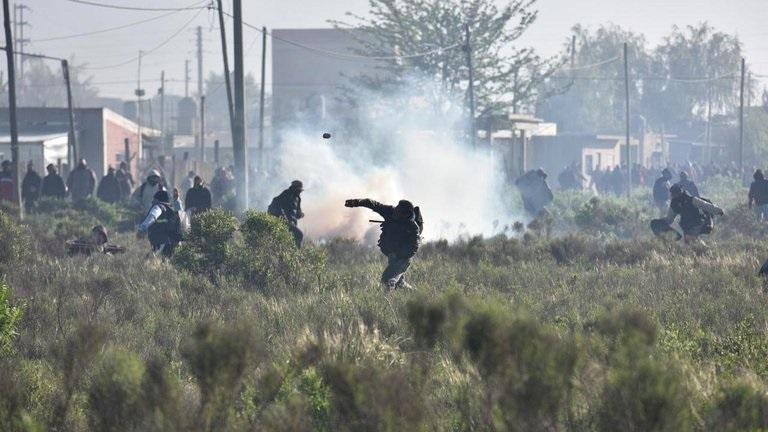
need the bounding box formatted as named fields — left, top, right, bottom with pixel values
left=268, top=180, right=305, bottom=248
left=749, top=169, right=768, bottom=221
left=675, top=171, right=699, bottom=198
left=345, top=198, right=423, bottom=289
left=515, top=169, right=553, bottom=217
left=41, top=164, right=66, bottom=199
left=666, top=184, right=723, bottom=244
left=184, top=175, right=212, bottom=216
left=67, top=159, right=96, bottom=202
left=652, top=168, right=673, bottom=215
left=116, top=161, right=134, bottom=201
left=96, top=167, right=122, bottom=204
left=137, top=190, right=182, bottom=257
left=21, top=161, right=41, bottom=212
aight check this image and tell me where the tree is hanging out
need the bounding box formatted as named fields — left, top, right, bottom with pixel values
left=204, top=71, right=262, bottom=132
left=10, top=58, right=99, bottom=107
left=642, top=23, right=744, bottom=136
left=336, top=0, right=560, bottom=127
left=536, top=24, right=650, bottom=133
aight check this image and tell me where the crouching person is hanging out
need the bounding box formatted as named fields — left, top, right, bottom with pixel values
left=136, top=190, right=183, bottom=257
left=268, top=180, right=305, bottom=248
left=345, top=198, right=423, bottom=290
left=666, top=184, right=723, bottom=244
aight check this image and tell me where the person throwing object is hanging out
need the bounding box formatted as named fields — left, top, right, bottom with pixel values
left=345, top=198, right=423, bottom=290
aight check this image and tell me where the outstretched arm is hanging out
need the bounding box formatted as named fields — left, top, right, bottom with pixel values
left=345, top=198, right=394, bottom=219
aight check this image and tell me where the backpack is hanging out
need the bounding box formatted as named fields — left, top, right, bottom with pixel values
left=698, top=197, right=715, bottom=235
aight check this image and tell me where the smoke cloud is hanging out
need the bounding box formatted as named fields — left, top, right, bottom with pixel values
left=268, top=77, right=517, bottom=243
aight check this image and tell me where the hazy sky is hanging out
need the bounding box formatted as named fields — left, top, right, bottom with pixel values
left=20, top=0, right=768, bottom=99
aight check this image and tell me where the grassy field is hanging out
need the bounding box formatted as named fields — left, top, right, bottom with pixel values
left=3, top=175, right=768, bottom=431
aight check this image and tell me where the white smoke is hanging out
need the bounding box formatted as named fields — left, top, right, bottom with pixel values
left=270, top=77, right=517, bottom=242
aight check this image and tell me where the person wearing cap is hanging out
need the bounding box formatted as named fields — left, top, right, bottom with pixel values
left=137, top=190, right=182, bottom=257
left=675, top=170, right=700, bottom=198
left=132, top=170, right=165, bottom=212
left=515, top=168, right=553, bottom=217
left=267, top=180, right=305, bottom=248
left=96, top=166, right=122, bottom=204
left=41, top=164, right=67, bottom=199
left=749, top=169, right=768, bottom=221
left=0, top=160, right=14, bottom=202
left=652, top=168, right=673, bottom=216
left=21, top=161, right=41, bottom=212
left=67, top=225, right=110, bottom=256
left=666, top=184, right=723, bottom=244
left=66, top=158, right=97, bottom=202
left=345, top=198, right=423, bottom=290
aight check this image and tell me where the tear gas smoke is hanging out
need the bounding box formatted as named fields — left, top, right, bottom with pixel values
left=268, top=78, right=520, bottom=243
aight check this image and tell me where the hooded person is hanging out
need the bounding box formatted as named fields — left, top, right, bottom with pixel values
left=0, top=160, right=14, bottom=202
left=136, top=190, right=182, bottom=257
left=515, top=168, right=553, bottom=217
left=666, top=184, right=723, bottom=244
left=267, top=180, right=305, bottom=248
left=345, top=198, right=423, bottom=290
left=132, top=170, right=164, bottom=212
left=749, top=169, right=768, bottom=221
left=675, top=170, right=700, bottom=198
left=184, top=175, right=212, bottom=216
left=652, top=168, right=673, bottom=215
left=96, top=167, right=122, bottom=204
left=41, top=163, right=67, bottom=199
left=21, top=161, right=41, bottom=211
left=66, top=159, right=97, bottom=202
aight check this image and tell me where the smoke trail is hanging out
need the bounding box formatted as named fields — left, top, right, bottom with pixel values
left=268, top=77, right=518, bottom=242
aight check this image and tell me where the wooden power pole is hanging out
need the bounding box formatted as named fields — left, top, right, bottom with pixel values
left=62, top=60, right=78, bottom=165
left=464, top=24, right=476, bottom=148
left=232, top=0, right=248, bottom=210
left=739, top=57, right=745, bottom=173
left=216, top=0, right=235, bottom=155
left=3, top=0, right=20, bottom=211
left=624, top=42, right=631, bottom=197
left=258, top=26, right=267, bottom=174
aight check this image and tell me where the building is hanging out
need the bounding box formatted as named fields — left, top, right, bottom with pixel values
left=0, top=131, right=68, bottom=172
left=271, top=28, right=380, bottom=136
left=0, top=107, right=159, bottom=179
left=529, top=134, right=640, bottom=181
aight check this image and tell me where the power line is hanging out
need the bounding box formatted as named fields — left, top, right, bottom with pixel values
left=32, top=9, right=183, bottom=42
left=81, top=7, right=204, bottom=71
left=65, top=0, right=210, bottom=12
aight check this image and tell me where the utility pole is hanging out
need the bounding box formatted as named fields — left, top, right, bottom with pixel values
left=13, top=3, right=28, bottom=83
left=62, top=60, right=78, bottom=165
left=232, top=0, right=248, bottom=210
left=464, top=24, right=476, bottom=148
left=739, top=57, right=745, bottom=173
left=136, top=50, right=145, bottom=163
left=623, top=42, right=631, bottom=197
left=199, top=95, right=205, bottom=162
left=3, top=0, right=20, bottom=211
left=258, top=26, right=267, bottom=174
left=216, top=0, right=235, bottom=148
left=705, top=82, right=712, bottom=163
left=184, top=59, right=190, bottom=97
left=159, top=70, right=165, bottom=151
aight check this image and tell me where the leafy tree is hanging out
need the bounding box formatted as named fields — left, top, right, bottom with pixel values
left=336, top=0, right=560, bottom=127
left=536, top=24, right=650, bottom=133
left=204, top=71, right=263, bottom=132
left=5, top=58, right=100, bottom=107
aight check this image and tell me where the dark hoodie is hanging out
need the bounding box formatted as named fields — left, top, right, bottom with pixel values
left=356, top=199, right=423, bottom=258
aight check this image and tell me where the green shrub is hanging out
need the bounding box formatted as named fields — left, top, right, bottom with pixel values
left=0, top=211, right=30, bottom=265
left=87, top=349, right=146, bottom=432
left=707, top=379, right=768, bottom=431
left=174, top=209, right=239, bottom=274
left=0, top=280, right=23, bottom=353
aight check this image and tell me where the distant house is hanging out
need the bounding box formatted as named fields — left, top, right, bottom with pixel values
left=0, top=107, right=159, bottom=179
left=0, top=131, right=68, bottom=173
left=529, top=134, right=640, bottom=180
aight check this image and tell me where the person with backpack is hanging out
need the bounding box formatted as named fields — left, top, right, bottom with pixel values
left=267, top=180, right=305, bottom=248
left=749, top=169, right=768, bottom=221
left=675, top=170, right=700, bottom=198
left=345, top=198, right=423, bottom=290
left=136, top=190, right=183, bottom=257
left=666, top=184, right=723, bottom=244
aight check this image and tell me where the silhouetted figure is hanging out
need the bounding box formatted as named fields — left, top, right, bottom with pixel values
left=268, top=180, right=305, bottom=248
left=184, top=176, right=212, bottom=216
left=132, top=170, right=164, bottom=212
left=67, top=159, right=96, bottom=202
left=21, top=161, right=41, bottom=212
left=210, top=167, right=234, bottom=207
left=675, top=171, right=699, bottom=198
left=515, top=168, right=553, bottom=217
left=116, top=161, right=134, bottom=201
left=41, top=164, right=66, bottom=199
left=97, top=167, right=122, bottom=204
left=181, top=170, right=196, bottom=194
left=0, top=160, right=14, bottom=202
left=345, top=198, right=423, bottom=289
left=652, top=168, right=673, bottom=215
left=666, top=184, right=723, bottom=244
left=749, top=169, right=768, bottom=221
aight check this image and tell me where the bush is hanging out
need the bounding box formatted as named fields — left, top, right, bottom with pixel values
left=0, top=280, right=23, bottom=353
left=707, top=379, right=768, bottom=431
left=0, top=211, right=30, bottom=265
left=87, top=349, right=146, bottom=432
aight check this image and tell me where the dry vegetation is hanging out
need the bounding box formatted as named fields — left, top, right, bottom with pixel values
left=2, top=176, right=768, bottom=431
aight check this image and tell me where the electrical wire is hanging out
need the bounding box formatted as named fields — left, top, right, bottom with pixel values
left=65, top=0, right=210, bottom=12
left=81, top=7, right=204, bottom=71
left=32, top=9, right=183, bottom=42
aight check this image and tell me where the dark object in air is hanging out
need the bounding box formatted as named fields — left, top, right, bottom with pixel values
left=650, top=218, right=682, bottom=241
left=322, top=133, right=332, bottom=139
